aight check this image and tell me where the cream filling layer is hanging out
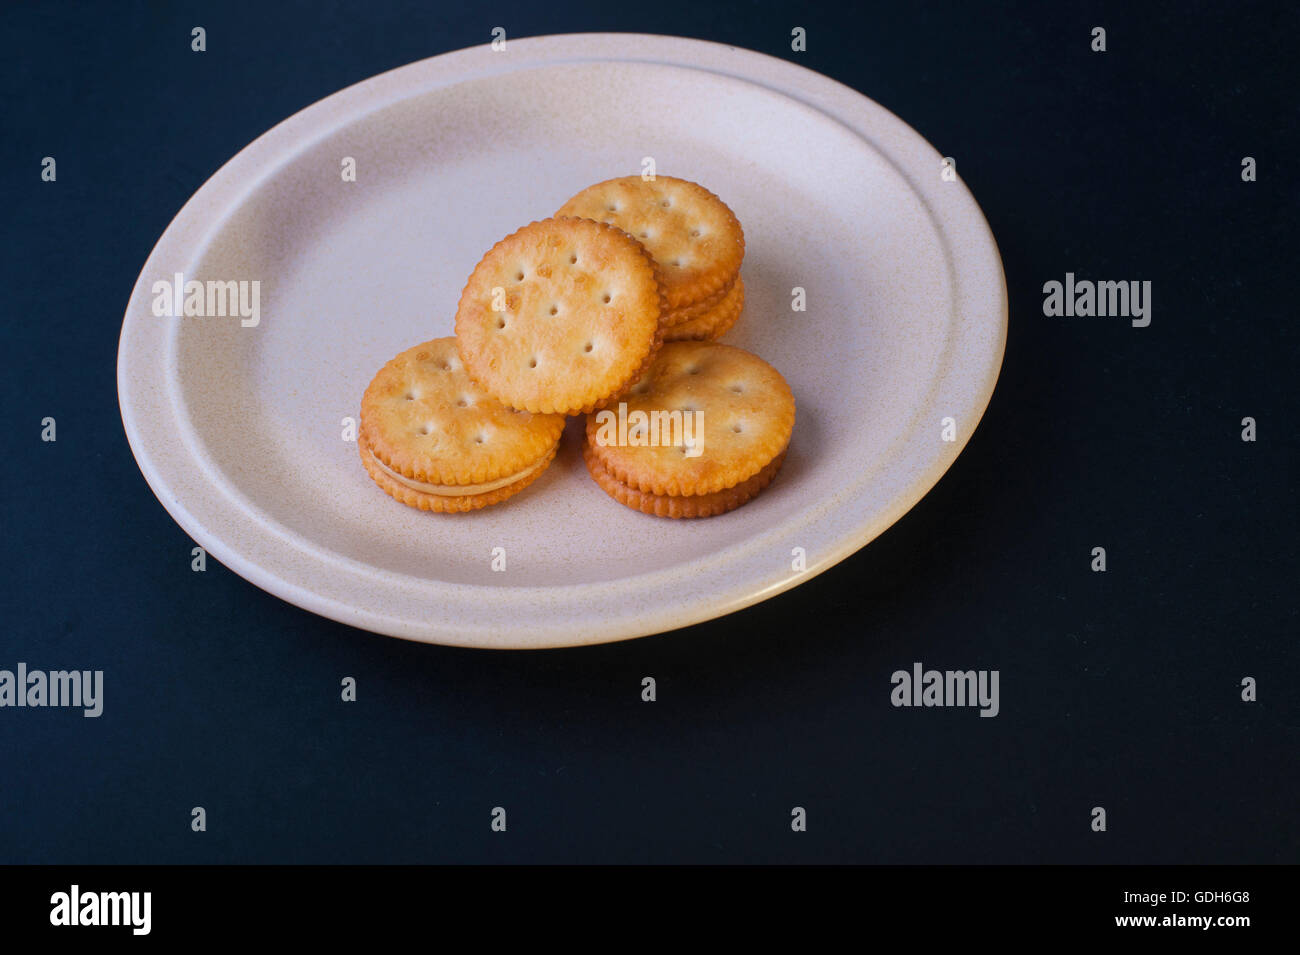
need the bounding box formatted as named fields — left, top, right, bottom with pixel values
left=369, top=446, right=553, bottom=497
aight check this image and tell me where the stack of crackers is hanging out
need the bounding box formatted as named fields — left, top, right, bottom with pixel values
left=358, top=175, right=795, bottom=518
left=556, top=178, right=746, bottom=343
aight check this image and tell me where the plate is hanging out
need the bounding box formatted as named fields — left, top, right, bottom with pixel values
left=117, top=34, right=1007, bottom=649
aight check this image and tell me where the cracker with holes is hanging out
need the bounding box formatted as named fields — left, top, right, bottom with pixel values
left=556, top=176, right=745, bottom=313
left=359, top=338, right=565, bottom=512
left=455, top=217, right=665, bottom=416
left=583, top=341, right=794, bottom=518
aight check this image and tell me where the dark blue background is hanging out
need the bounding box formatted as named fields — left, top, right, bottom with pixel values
left=1, top=0, right=1295, bottom=863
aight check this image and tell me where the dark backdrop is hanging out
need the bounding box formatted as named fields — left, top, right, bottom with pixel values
left=1, top=0, right=1295, bottom=863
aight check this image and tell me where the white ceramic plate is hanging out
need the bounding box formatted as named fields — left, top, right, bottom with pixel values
left=117, top=34, right=1006, bottom=649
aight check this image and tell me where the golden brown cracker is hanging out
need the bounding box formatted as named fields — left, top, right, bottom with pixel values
left=557, top=176, right=744, bottom=310
left=455, top=217, right=665, bottom=415
left=584, top=341, right=794, bottom=497
left=359, top=338, right=564, bottom=511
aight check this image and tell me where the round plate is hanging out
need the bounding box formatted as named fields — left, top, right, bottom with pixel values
left=117, top=34, right=1007, bottom=649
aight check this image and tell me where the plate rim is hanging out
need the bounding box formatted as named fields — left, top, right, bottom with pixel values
left=116, top=32, right=1008, bottom=649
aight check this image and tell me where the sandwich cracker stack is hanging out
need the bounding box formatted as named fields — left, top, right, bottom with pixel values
left=357, top=175, right=793, bottom=518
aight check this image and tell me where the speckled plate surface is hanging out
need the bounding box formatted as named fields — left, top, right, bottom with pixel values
left=117, top=34, right=1007, bottom=649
